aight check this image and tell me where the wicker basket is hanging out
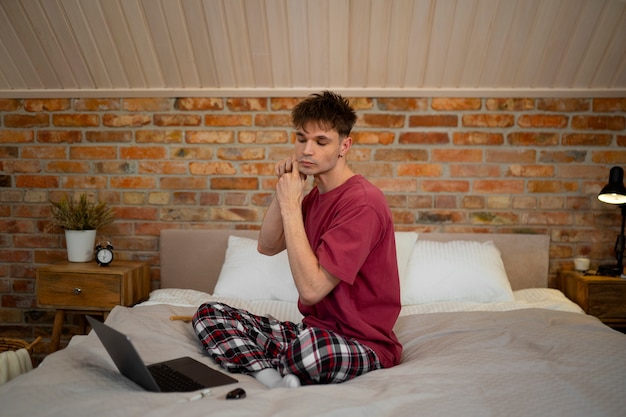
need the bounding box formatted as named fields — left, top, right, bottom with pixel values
left=0, top=336, right=42, bottom=354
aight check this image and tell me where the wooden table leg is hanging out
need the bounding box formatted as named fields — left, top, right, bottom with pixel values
left=50, top=309, right=65, bottom=353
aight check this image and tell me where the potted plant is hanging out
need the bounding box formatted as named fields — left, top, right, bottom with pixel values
left=50, top=193, right=114, bottom=262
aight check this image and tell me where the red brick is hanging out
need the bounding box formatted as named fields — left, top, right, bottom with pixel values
left=377, top=98, right=428, bottom=111
left=190, top=162, right=236, bottom=175
left=62, top=175, right=108, bottom=189
left=70, top=146, right=117, bottom=159
left=37, top=130, right=82, bottom=143
left=375, top=149, right=428, bottom=161
left=138, top=161, right=187, bottom=175
left=528, top=180, right=578, bottom=193
left=350, top=131, right=395, bottom=145
left=485, top=98, right=535, bottom=111
left=592, top=98, right=626, bottom=112
left=518, top=114, right=568, bottom=128
left=410, top=115, right=458, bottom=127
left=205, top=115, right=252, bottom=126
left=171, top=147, right=213, bottom=160
left=217, top=148, right=265, bottom=161
left=136, top=130, right=183, bottom=143
left=432, top=98, right=481, bottom=111
left=52, top=114, right=99, bottom=127
left=160, top=177, right=207, bottom=190
left=3, top=160, right=40, bottom=173
left=270, top=97, right=301, bottom=111
left=24, top=99, right=70, bottom=112
left=397, top=164, right=442, bottom=177
left=210, top=177, right=259, bottom=190
left=239, top=130, right=289, bottom=144
left=21, top=146, right=66, bottom=159
left=123, top=98, right=170, bottom=112
left=0, top=130, right=34, bottom=143
left=103, top=114, right=151, bottom=127
left=120, top=146, right=167, bottom=159
left=186, top=130, right=234, bottom=144
left=86, top=131, right=133, bottom=142
left=507, top=165, right=554, bottom=177
left=46, top=161, right=89, bottom=173
left=114, top=206, right=159, bottom=221
left=462, top=114, right=513, bottom=127
left=4, top=114, right=49, bottom=128
left=227, top=98, right=267, bottom=111
left=474, top=179, right=524, bottom=193
left=537, top=98, right=590, bottom=112
left=522, top=212, right=572, bottom=225
left=453, top=132, right=504, bottom=145
left=176, top=98, right=223, bottom=110
left=254, top=114, right=292, bottom=127
left=450, top=165, right=501, bottom=177
left=73, top=98, right=121, bottom=111
left=432, top=149, right=482, bottom=162
left=240, top=163, right=275, bottom=176
left=421, top=180, right=470, bottom=192
left=0, top=99, right=21, bottom=111
left=508, top=132, right=559, bottom=146
left=359, top=114, right=405, bottom=128
left=110, top=177, right=156, bottom=189
left=562, top=133, right=613, bottom=146
left=591, top=151, right=626, bottom=164
left=572, top=115, right=625, bottom=131
left=154, top=114, right=202, bottom=126
left=399, top=132, right=448, bottom=144
left=538, top=150, right=586, bottom=163
left=15, top=175, right=59, bottom=188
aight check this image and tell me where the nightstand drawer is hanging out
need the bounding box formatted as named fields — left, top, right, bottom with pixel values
left=588, top=284, right=626, bottom=319
left=38, top=272, right=122, bottom=309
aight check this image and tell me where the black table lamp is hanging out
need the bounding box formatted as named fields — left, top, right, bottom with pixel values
left=597, top=166, right=626, bottom=276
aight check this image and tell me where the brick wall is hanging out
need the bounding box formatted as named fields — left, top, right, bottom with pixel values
left=1, top=96, right=625, bottom=360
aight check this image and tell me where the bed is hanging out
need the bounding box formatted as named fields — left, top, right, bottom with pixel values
left=2, top=229, right=625, bottom=417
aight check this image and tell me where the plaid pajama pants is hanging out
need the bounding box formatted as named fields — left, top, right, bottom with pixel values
left=192, top=302, right=382, bottom=385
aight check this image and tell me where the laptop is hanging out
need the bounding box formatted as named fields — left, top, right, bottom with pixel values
left=86, top=315, right=238, bottom=392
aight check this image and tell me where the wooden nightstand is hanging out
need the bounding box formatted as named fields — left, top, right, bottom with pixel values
left=37, top=260, right=151, bottom=352
left=557, top=270, right=626, bottom=332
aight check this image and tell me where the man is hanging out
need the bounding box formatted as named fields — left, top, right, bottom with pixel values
left=193, top=91, right=402, bottom=388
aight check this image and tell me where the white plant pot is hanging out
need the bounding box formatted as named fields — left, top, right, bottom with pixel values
left=65, top=230, right=97, bottom=262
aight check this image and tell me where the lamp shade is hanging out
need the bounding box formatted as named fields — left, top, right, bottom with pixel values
left=598, top=166, right=626, bottom=205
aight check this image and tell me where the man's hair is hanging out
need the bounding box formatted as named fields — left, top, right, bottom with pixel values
left=291, top=91, right=357, bottom=138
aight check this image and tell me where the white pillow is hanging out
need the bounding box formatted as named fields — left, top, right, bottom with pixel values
left=402, top=240, right=514, bottom=305
left=213, top=235, right=298, bottom=302
left=395, top=231, right=419, bottom=283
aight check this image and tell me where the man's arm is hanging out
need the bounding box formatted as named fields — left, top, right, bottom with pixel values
left=274, top=159, right=340, bottom=306
left=257, top=195, right=286, bottom=255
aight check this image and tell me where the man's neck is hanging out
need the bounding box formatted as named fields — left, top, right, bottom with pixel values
left=314, top=166, right=356, bottom=194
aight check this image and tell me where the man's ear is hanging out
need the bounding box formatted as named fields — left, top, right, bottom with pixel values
left=340, top=136, right=352, bottom=156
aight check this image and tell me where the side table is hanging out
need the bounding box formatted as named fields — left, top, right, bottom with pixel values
left=37, top=260, right=151, bottom=352
left=557, top=270, right=626, bottom=332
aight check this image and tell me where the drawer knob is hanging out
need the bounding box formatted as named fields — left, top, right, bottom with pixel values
left=73, top=287, right=82, bottom=295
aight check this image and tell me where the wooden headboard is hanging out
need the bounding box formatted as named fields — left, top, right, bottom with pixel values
left=159, top=230, right=550, bottom=293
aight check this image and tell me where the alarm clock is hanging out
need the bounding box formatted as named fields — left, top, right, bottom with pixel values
left=95, top=241, right=114, bottom=266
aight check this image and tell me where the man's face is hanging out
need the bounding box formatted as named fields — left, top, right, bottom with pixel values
left=294, top=122, right=345, bottom=177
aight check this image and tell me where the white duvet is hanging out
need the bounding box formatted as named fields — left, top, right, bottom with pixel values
left=1, top=289, right=624, bottom=417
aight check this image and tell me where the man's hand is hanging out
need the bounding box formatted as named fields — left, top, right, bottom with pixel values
left=275, top=157, right=306, bottom=214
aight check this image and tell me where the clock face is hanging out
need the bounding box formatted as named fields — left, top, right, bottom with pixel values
left=97, top=248, right=113, bottom=264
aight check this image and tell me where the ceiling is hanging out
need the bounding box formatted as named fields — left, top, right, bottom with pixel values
left=0, top=0, right=625, bottom=98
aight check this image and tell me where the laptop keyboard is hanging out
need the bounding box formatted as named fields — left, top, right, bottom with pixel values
left=148, top=363, right=205, bottom=392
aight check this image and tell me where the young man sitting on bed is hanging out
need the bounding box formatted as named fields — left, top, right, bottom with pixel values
left=193, top=91, right=402, bottom=388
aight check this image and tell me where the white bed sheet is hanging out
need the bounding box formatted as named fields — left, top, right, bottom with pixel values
left=2, top=290, right=624, bottom=417
left=140, top=287, right=584, bottom=321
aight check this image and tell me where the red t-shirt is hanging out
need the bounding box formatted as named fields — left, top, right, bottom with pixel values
left=298, top=175, right=402, bottom=368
